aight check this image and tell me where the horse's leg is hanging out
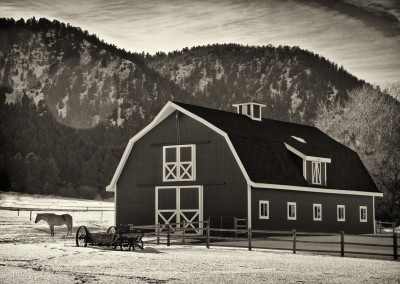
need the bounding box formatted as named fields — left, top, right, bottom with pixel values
left=51, top=225, right=54, bottom=237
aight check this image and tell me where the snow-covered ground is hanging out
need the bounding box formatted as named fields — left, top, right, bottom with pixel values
left=0, top=210, right=399, bottom=283
left=0, top=191, right=114, bottom=211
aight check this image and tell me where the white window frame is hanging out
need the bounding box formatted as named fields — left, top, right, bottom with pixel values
left=163, top=144, right=196, bottom=182
left=313, top=204, right=322, bottom=221
left=259, top=200, right=269, bottom=219
left=337, top=205, right=345, bottom=222
left=312, top=161, right=322, bottom=185
left=287, top=202, right=296, bottom=220
left=360, top=206, right=367, bottom=222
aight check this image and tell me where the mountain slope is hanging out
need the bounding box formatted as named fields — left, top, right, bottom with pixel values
left=0, top=18, right=187, bottom=130
left=148, top=44, right=364, bottom=123
left=0, top=17, right=367, bottom=197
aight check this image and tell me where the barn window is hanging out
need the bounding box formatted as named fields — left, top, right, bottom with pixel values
left=313, top=204, right=322, bottom=221
left=360, top=206, right=367, bottom=222
left=311, top=161, right=322, bottom=185
left=287, top=202, right=296, bottom=220
left=163, top=145, right=196, bottom=182
left=337, top=205, right=345, bottom=222
left=253, top=105, right=261, bottom=119
left=259, top=200, right=269, bottom=219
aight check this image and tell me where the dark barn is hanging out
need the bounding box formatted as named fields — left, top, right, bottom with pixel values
left=107, top=101, right=382, bottom=234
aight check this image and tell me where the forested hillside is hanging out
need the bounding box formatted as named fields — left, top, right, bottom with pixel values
left=0, top=17, right=367, bottom=198
left=149, top=44, right=364, bottom=123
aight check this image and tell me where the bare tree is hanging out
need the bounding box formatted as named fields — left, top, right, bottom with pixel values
left=314, top=84, right=400, bottom=219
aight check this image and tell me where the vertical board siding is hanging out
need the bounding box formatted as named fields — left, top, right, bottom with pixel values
left=158, top=188, right=176, bottom=210
left=180, top=187, right=199, bottom=209
left=252, top=187, right=374, bottom=234
left=116, top=111, right=247, bottom=226
left=306, top=160, right=312, bottom=184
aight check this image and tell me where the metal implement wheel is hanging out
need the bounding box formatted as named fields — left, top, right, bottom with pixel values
left=107, top=226, right=117, bottom=234
left=106, top=226, right=117, bottom=248
left=120, top=239, right=130, bottom=251
left=133, top=239, right=144, bottom=250
left=76, top=226, right=88, bottom=247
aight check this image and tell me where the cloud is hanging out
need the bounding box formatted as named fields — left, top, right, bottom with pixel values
left=1, top=0, right=399, bottom=85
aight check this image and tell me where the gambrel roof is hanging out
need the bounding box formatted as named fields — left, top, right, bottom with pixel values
left=107, top=101, right=381, bottom=197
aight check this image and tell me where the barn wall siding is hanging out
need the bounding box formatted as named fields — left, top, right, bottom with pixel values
left=252, top=187, right=374, bottom=234
left=116, top=111, right=247, bottom=226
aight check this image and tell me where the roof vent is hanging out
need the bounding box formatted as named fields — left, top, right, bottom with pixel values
left=232, top=102, right=266, bottom=121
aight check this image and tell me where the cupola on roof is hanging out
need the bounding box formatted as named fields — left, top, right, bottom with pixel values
left=232, top=102, right=266, bottom=121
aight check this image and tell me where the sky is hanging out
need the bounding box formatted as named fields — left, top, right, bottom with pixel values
left=1, top=0, right=399, bottom=86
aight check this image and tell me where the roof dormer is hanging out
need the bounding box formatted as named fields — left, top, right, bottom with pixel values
left=232, top=102, right=266, bottom=121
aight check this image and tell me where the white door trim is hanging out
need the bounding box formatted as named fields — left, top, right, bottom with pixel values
left=155, top=185, right=203, bottom=235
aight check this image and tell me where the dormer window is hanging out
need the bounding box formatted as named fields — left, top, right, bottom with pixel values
left=232, top=102, right=266, bottom=121
left=311, top=161, right=322, bottom=185
left=284, top=143, right=330, bottom=187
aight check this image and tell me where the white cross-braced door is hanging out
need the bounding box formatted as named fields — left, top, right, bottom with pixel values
left=155, top=186, right=203, bottom=235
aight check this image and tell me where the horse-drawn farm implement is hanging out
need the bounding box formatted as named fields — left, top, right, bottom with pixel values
left=76, top=225, right=144, bottom=251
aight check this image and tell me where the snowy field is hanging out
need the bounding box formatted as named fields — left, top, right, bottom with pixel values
left=0, top=191, right=114, bottom=211
left=0, top=209, right=399, bottom=284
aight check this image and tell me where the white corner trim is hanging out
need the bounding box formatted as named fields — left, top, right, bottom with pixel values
left=247, top=184, right=252, bottom=228
left=373, top=197, right=376, bottom=234
left=284, top=143, right=331, bottom=163
left=249, top=181, right=383, bottom=197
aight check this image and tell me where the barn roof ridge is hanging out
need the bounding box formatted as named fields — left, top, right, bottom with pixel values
left=106, top=100, right=380, bottom=196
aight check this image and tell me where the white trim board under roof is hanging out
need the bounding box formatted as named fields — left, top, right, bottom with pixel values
left=291, top=136, right=306, bottom=144
left=106, top=101, right=382, bottom=198
left=284, top=143, right=331, bottom=163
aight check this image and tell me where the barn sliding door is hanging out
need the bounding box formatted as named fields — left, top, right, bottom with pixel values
left=155, top=186, right=203, bottom=235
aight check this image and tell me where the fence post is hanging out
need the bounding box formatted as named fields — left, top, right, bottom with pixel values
left=248, top=227, right=252, bottom=251
left=340, top=231, right=344, bottom=257
left=393, top=222, right=396, bottom=234
left=18, top=208, right=19, bottom=216
left=234, top=217, right=237, bottom=239
left=167, top=225, right=171, bottom=247
left=292, top=229, right=296, bottom=254
left=157, top=223, right=160, bottom=245
left=206, top=222, right=210, bottom=249
left=379, top=220, right=382, bottom=234
left=30, top=210, right=32, bottom=221
left=394, top=233, right=398, bottom=260
left=182, top=220, right=186, bottom=244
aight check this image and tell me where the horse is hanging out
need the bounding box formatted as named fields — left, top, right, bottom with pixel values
left=35, top=213, right=73, bottom=236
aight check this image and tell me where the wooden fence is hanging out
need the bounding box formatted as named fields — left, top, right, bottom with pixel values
left=376, top=220, right=397, bottom=234
left=131, top=221, right=399, bottom=261
left=0, top=206, right=114, bottom=221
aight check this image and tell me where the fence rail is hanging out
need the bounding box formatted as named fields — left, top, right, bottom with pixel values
left=0, top=206, right=114, bottom=221
left=134, top=221, right=399, bottom=261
